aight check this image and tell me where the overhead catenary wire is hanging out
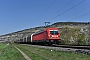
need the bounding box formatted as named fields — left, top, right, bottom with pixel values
left=37, top=0, right=55, bottom=21
left=70, top=11, right=90, bottom=20
left=50, top=0, right=86, bottom=20
left=49, top=0, right=74, bottom=18
left=64, top=6, right=90, bottom=20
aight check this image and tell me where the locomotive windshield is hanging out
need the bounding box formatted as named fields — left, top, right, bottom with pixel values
left=50, top=30, right=59, bottom=35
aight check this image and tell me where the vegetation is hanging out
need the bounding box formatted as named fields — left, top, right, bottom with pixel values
left=87, top=25, right=90, bottom=47
left=16, top=44, right=48, bottom=60
left=60, top=26, right=86, bottom=45
left=0, top=43, right=7, bottom=52
left=0, top=43, right=90, bottom=60
left=16, top=44, right=90, bottom=60
left=0, top=22, right=90, bottom=45
left=0, top=44, right=26, bottom=60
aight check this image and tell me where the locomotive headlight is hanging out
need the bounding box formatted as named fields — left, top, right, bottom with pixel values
left=57, top=35, right=58, bottom=37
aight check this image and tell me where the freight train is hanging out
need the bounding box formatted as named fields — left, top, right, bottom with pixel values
left=14, top=28, right=61, bottom=45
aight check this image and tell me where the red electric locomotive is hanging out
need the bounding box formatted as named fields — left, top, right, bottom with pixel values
left=31, top=28, right=61, bottom=45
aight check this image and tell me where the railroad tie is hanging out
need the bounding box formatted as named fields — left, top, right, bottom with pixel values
left=14, top=46, right=32, bottom=60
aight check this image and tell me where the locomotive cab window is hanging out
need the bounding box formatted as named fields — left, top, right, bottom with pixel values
left=50, top=30, right=59, bottom=35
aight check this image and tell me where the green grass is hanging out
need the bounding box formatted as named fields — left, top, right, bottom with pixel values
left=16, top=45, right=48, bottom=60
left=0, top=43, right=7, bottom=52
left=0, top=44, right=26, bottom=60
left=17, top=44, right=90, bottom=60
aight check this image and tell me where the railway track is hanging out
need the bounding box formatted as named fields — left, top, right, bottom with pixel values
left=52, top=45, right=90, bottom=50
left=24, top=44, right=90, bottom=55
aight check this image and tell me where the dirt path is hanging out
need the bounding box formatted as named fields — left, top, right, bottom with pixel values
left=14, top=46, right=32, bottom=60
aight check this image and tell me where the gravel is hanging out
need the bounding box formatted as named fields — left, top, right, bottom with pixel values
left=26, top=44, right=90, bottom=55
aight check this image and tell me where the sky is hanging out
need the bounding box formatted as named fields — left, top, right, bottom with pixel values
left=0, top=0, right=90, bottom=35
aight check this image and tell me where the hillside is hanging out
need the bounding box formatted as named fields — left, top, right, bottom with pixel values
left=0, top=22, right=90, bottom=45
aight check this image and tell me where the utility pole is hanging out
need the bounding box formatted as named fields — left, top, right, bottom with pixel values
left=45, top=22, right=50, bottom=27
